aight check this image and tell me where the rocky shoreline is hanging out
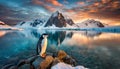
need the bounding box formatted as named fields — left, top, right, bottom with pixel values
left=2, top=50, right=88, bottom=69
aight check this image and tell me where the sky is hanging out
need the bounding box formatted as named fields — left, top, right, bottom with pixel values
left=0, top=0, right=120, bottom=26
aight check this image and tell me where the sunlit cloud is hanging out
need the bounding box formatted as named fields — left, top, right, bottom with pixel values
left=0, top=0, right=120, bottom=26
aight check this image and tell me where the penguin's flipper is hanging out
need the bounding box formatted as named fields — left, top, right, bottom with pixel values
left=36, top=44, right=41, bottom=55
left=36, top=38, right=42, bottom=55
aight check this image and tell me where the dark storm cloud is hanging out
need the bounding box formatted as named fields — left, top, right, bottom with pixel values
left=0, top=0, right=120, bottom=25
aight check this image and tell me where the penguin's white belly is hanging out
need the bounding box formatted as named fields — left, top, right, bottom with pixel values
left=40, top=38, right=47, bottom=56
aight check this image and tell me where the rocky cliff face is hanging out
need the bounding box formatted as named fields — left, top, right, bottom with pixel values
left=30, top=19, right=45, bottom=27
left=66, top=18, right=74, bottom=25
left=45, top=11, right=66, bottom=27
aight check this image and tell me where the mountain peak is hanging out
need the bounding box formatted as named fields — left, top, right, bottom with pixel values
left=55, top=11, right=59, bottom=13
left=45, top=11, right=66, bottom=27
left=52, top=11, right=60, bottom=17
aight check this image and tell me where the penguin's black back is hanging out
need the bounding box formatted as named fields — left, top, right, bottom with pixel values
left=36, top=35, right=44, bottom=55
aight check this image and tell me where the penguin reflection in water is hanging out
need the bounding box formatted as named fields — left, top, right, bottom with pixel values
left=37, top=33, right=48, bottom=58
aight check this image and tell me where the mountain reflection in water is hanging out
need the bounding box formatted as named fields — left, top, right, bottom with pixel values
left=0, top=29, right=120, bottom=69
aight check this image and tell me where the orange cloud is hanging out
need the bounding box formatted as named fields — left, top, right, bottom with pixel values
left=46, top=0, right=63, bottom=6
left=102, top=0, right=111, bottom=4
left=65, top=9, right=74, bottom=13
left=111, top=1, right=120, bottom=9
left=93, top=2, right=100, bottom=6
left=32, top=0, right=43, bottom=5
left=44, top=5, right=55, bottom=12
left=32, top=0, right=55, bottom=12
left=77, top=2, right=85, bottom=5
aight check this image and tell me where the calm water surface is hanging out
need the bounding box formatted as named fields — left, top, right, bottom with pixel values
left=0, top=29, right=120, bottom=69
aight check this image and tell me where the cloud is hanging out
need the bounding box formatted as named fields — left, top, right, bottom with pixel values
left=77, top=2, right=85, bottom=5
left=32, top=0, right=63, bottom=12
left=61, top=0, right=120, bottom=25
left=101, top=0, right=111, bottom=4
left=45, top=0, right=63, bottom=6
left=0, top=0, right=120, bottom=25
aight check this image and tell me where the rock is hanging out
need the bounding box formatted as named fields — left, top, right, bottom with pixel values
left=30, top=19, right=45, bottom=27
left=57, top=50, right=76, bottom=66
left=38, top=50, right=77, bottom=69
left=57, top=50, right=67, bottom=61
left=51, top=58, right=61, bottom=66
left=62, top=55, right=76, bottom=66
left=2, top=50, right=77, bottom=69
left=66, top=18, right=75, bottom=25
left=39, top=56, right=54, bottom=69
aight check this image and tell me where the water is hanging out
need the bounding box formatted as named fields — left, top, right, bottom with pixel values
left=0, top=29, right=120, bottom=69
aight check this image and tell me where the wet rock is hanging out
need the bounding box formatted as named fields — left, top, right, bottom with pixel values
left=57, top=50, right=76, bottom=66
left=39, top=56, right=54, bottom=69
left=62, top=55, right=76, bottom=66
left=2, top=50, right=77, bottom=69
left=57, top=50, right=67, bottom=61
left=51, top=58, right=61, bottom=66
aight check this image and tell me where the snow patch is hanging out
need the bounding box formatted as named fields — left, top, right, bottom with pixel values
left=52, top=11, right=59, bottom=17
left=51, top=62, right=88, bottom=69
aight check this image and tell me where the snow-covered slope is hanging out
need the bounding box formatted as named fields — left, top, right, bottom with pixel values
left=0, top=21, right=18, bottom=30
left=66, top=18, right=75, bottom=26
left=73, top=19, right=104, bottom=28
left=16, top=18, right=47, bottom=28
left=51, top=62, right=88, bottom=69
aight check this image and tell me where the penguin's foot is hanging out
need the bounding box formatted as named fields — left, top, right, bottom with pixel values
left=40, top=53, right=46, bottom=58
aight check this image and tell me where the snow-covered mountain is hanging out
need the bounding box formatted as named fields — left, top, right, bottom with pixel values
left=73, top=19, right=104, bottom=28
left=16, top=11, right=106, bottom=29
left=44, top=11, right=66, bottom=27
left=16, top=11, right=75, bottom=28
left=0, top=21, right=18, bottom=30
left=0, top=21, right=9, bottom=27
left=16, top=18, right=47, bottom=28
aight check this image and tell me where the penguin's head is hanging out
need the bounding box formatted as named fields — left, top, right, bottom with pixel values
left=42, top=33, right=48, bottom=38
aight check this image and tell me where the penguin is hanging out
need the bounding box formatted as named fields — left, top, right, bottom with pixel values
left=36, top=33, right=48, bottom=58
